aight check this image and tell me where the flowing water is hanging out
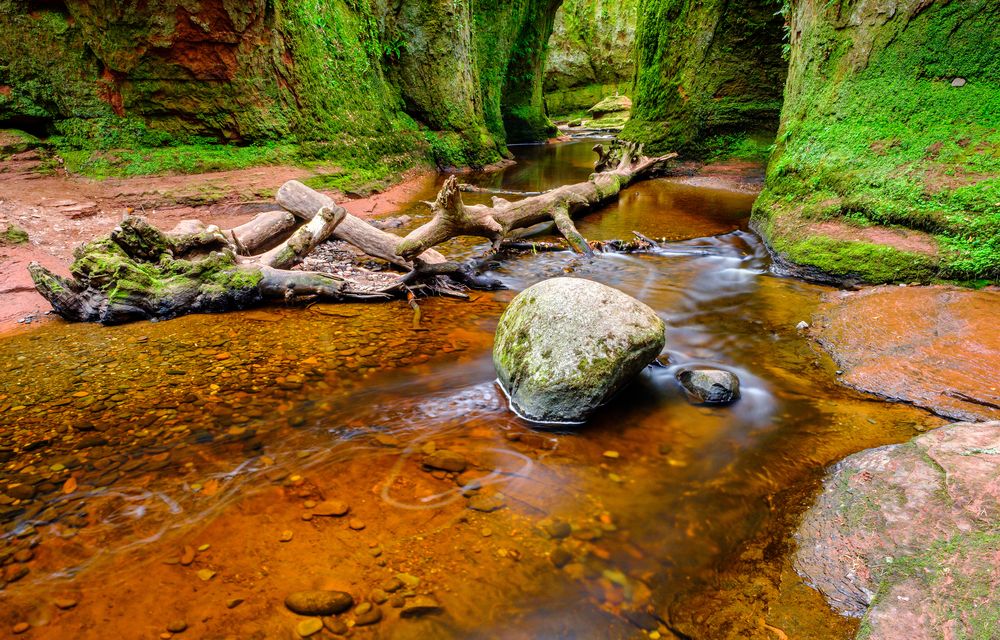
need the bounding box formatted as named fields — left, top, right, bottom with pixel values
left=0, top=140, right=942, bottom=639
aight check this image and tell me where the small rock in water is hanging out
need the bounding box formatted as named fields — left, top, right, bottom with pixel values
left=422, top=450, right=467, bottom=473
left=400, top=595, right=443, bottom=618
left=602, top=450, right=620, bottom=459
left=467, top=493, right=506, bottom=512
left=296, top=618, right=324, bottom=637
left=196, top=569, right=216, bottom=581
left=13, top=622, right=30, bottom=634
left=380, top=577, right=404, bottom=592
left=541, top=519, right=572, bottom=539
left=796, top=320, right=810, bottom=331
left=179, top=546, right=196, bottom=566
left=394, top=573, right=421, bottom=588
left=280, top=530, right=294, bottom=542
left=322, top=617, right=349, bottom=634
left=312, top=500, right=349, bottom=517
left=349, top=519, right=366, bottom=530
left=54, top=598, right=78, bottom=610
left=226, top=598, right=244, bottom=609
left=166, top=620, right=188, bottom=633
left=370, top=588, right=389, bottom=604
left=550, top=548, right=573, bottom=568
left=285, top=590, right=354, bottom=616
left=353, top=602, right=382, bottom=626
left=677, top=368, right=740, bottom=405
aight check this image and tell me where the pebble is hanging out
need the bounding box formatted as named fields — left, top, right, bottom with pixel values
left=380, top=576, right=404, bottom=592
left=400, top=595, right=443, bottom=618
left=196, top=569, right=216, bottom=581
left=226, top=598, right=244, bottom=609
left=13, top=622, right=30, bottom=634
left=303, top=500, right=316, bottom=509
left=166, top=620, right=188, bottom=633
left=54, top=598, right=78, bottom=609
left=312, top=501, right=349, bottom=517
left=422, top=450, right=467, bottom=473
left=280, top=530, right=294, bottom=542
left=180, top=546, right=196, bottom=566
left=541, top=519, right=571, bottom=539
left=467, top=493, right=506, bottom=512
left=354, top=602, right=382, bottom=626
left=285, top=590, right=354, bottom=616
left=349, top=519, right=366, bottom=530
left=370, top=589, right=388, bottom=604
left=395, top=573, right=420, bottom=588
left=550, top=547, right=573, bottom=568
left=197, top=544, right=210, bottom=552
left=389, top=594, right=406, bottom=608
left=796, top=320, right=810, bottom=331
left=296, top=618, right=324, bottom=637
left=602, top=450, right=620, bottom=459
left=322, top=617, right=348, bottom=635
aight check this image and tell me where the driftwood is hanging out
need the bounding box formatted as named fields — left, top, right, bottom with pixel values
left=29, top=141, right=676, bottom=324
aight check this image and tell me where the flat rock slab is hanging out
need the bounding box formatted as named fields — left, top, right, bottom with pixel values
left=813, top=285, right=1000, bottom=421
left=795, top=421, right=1000, bottom=639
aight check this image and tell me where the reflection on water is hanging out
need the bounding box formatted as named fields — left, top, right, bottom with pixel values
left=0, top=140, right=941, bottom=639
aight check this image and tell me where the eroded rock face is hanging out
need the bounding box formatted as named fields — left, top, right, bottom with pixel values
left=795, top=422, right=1000, bottom=638
left=0, top=0, right=561, bottom=168
left=493, top=277, right=665, bottom=423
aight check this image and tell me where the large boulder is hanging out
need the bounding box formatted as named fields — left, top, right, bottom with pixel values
left=795, top=421, right=1000, bottom=639
left=493, top=277, right=665, bottom=423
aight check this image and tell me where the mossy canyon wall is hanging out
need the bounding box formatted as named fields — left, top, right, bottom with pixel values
left=753, top=0, right=1000, bottom=283
left=543, top=0, right=638, bottom=116
left=0, top=0, right=560, bottom=176
left=621, top=0, right=787, bottom=155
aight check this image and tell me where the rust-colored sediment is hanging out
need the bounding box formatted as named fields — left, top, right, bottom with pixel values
left=814, top=285, right=1000, bottom=422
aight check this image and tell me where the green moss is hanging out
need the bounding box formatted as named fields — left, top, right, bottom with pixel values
left=1, top=224, right=29, bottom=245
left=858, top=532, right=1000, bottom=640
left=754, top=0, right=1000, bottom=283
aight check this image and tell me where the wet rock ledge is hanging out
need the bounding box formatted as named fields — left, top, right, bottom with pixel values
left=795, top=421, right=1000, bottom=639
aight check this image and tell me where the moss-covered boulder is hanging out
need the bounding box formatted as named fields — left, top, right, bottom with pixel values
left=795, top=421, right=1000, bottom=639
left=543, top=0, right=638, bottom=116
left=493, top=277, right=665, bottom=424
left=752, top=0, right=1000, bottom=285
left=620, top=0, right=786, bottom=154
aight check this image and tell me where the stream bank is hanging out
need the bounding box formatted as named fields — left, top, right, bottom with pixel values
left=1, top=138, right=996, bottom=639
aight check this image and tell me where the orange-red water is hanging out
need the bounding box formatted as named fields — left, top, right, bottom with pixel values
left=0, top=140, right=941, bottom=639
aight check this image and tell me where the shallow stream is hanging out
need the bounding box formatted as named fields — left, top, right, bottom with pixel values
left=0, top=140, right=941, bottom=639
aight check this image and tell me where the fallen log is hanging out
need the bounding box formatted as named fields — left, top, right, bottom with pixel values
left=395, top=141, right=676, bottom=258
left=29, top=140, right=676, bottom=324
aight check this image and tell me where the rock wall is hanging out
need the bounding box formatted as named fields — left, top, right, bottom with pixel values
left=543, top=0, right=638, bottom=115
left=0, top=0, right=560, bottom=172
left=752, top=0, right=1000, bottom=284
left=620, top=0, right=786, bottom=154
